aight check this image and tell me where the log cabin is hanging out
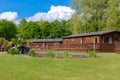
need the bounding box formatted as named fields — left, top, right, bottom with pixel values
left=29, top=39, right=63, bottom=52
left=29, top=30, right=120, bottom=52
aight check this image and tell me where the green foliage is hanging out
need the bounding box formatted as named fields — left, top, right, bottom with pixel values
left=38, top=21, right=51, bottom=38
left=30, top=50, right=36, bottom=57
left=17, top=19, right=71, bottom=39
left=7, top=48, right=13, bottom=54
left=47, top=51, right=55, bottom=58
left=22, top=21, right=41, bottom=39
left=72, top=0, right=120, bottom=33
left=88, top=51, right=97, bottom=58
left=17, top=38, right=24, bottom=46
left=10, top=38, right=18, bottom=46
left=26, top=39, right=32, bottom=47
left=64, top=51, right=69, bottom=58
left=17, top=18, right=27, bottom=38
left=7, top=48, right=19, bottom=55
left=14, top=48, right=19, bottom=54
left=0, top=19, right=16, bottom=40
left=69, top=13, right=83, bottom=34
left=105, top=0, right=119, bottom=30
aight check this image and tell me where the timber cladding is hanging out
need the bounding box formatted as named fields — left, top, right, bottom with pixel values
left=29, top=30, right=120, bottom=52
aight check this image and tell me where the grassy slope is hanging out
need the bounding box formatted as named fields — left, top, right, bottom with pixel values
left=0, top=54, right=120, bottom=80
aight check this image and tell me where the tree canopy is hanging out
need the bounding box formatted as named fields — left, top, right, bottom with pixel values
left=17, top=19, right=72, bottom=39
left=1, top=0, right=120, bottom=40
left=0, top=19, right=17, bottom=40
left=71, top=0, right=120, bottom=33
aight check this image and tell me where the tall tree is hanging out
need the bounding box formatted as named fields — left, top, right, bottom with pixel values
left=105, top=0, right=119, bottom=30
left=72, top=0, right=120, bottom=32
left=0, top=19, right=16, bottom=40
left=37, top=21, right=51, bottom=39
left=69, top=13, right=83, bottom=34
left=22, top=21, right=41, bottom=39
left=50, top=20, right=71, bottom=38
left=17, top=18, right=28, bottom=38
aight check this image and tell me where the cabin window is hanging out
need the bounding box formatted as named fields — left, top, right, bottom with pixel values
left=108, top=37, right=112, bottom=44
left=104, top=37, right=109, bottom=43
left=95, top=38, right=98, bottom=43
left=102, top=37, right=108, bottom=43
left=103, top=37, right=112, bottom=43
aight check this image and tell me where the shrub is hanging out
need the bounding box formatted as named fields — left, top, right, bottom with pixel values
left=30, top=50, right=36, bottom=57
left=88, top=51, right=96, bottom=58
left=7, top=48, right=19, bottom=55
left=7, top=48, right=13, bottom=54
left=64, top=51, right=69, bottom=58
left=47, top=51, right=55, bottom=58
left=4, top=45, right=10, bottom=51
left=14, top=48, right=19, bottom=54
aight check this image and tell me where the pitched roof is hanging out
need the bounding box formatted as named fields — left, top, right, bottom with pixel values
left=31, top=38, right=63, bottom=43
left=64, top=30, right=120, bottom=38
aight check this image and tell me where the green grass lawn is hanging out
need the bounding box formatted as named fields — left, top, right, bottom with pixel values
left=0, top=53, right=120, bottom=80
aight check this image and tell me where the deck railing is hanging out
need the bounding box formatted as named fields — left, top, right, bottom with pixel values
left=53, top=43, right=100, bottom=52
left=30, top=43, right=116, bottom=52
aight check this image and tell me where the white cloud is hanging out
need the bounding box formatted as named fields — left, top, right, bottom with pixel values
left=0, top=5, right=75, bottom=24
left=0, top=12, right=18, bottom=22
left=27, top=5, right=75, bottom=22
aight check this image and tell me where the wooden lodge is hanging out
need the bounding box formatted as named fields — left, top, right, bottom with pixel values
left=30, top=30, right=120, bottom=52
left=29, top=39, right=63, bottom=52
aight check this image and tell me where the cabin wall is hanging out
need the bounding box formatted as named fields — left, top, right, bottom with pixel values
left=99, top=32, right=120, bottom=52
left=30, top=42, right=61, bottom=52
left=54, top=36, right=101, bottom=52
left=63, top=38, right=81, bottom=44
left=28, top=31, right=120, bottom=53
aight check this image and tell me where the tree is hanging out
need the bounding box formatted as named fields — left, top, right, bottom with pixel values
left=26, top=39, right=32, bottom=47
left=37, top=21, right=51, bottom=39
left=10, top=38, right=18, bottom=47
left=50, top=20, right=71, bottom=38
left=72, top=0, right=120, bottom=32
left=59, top=20, right=72, bottom=37
left=17, top=18, right=28, bottom=38
left=22, top=21, right=41, bottom=39
left=0, top=19, right=17, bottom=40
left=69, top=13, right=83, bottom=34
left=105, top=0, right=119, bottom=30
left=17, top=38, right=24, bottom=47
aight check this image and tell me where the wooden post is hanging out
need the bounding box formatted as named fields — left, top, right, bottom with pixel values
left=93, top=36, right=96, bottom=53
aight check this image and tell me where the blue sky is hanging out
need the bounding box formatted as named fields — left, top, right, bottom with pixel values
left=0, top=0, right=71, bottom=19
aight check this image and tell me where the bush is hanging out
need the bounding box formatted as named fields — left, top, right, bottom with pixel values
left=47, top=51, right=55, bottom=58
left=88, top=51, right=96, bottom=58
left=7, top=48, right=13, bottom=54
left=64, top=51, right=69, bottom=58
left=30, top=50, right=36, bottom=57
left=7, top=48, right=19, bottom=55
left=14, top=48, right=19, bottom=54
left=5, top=45, right=10, bottom=51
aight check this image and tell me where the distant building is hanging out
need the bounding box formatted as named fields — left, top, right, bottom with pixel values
left=29, top=30, right=120, bottom=52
